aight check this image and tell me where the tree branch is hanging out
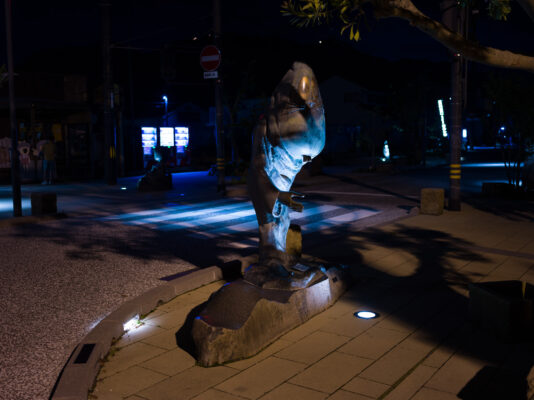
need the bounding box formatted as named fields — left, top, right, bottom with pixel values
left=372, top=0, right=534, bottom=73
left=516, top=0, right=534, bottom=23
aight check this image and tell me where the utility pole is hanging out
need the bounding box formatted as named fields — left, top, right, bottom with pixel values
left=100, top=0, right=117, bottom=185
left=441, top=0, right=465, bottom=211
left=213, top=0, right=225, bottom=194
left=4, top=0, right=21, bottom=217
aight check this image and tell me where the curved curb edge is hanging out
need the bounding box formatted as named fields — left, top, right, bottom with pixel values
left=50, top=266, right=223, bottom=400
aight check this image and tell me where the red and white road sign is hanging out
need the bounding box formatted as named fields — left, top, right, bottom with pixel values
left=200, top=45, right=221, bottom=72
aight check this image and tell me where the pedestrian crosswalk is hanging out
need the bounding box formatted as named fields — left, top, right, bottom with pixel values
left=102, top=198, right=380, bottom=249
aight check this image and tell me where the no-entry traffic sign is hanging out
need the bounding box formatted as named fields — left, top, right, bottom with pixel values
left=200, top=45, right=221, bottom=72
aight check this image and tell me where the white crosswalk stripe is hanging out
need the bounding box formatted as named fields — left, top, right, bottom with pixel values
left=104, top=199, right=380, bottom=248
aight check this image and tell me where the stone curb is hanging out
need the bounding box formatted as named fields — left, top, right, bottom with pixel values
left=50, top=266, right=223, bottom=400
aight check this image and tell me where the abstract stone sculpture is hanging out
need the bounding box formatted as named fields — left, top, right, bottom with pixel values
left=191, top=62, right=350, bottom=367
left=247, top=61, right=325, bottom=279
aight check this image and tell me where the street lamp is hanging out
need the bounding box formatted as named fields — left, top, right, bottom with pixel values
left=162, top=95, right=168, bottom=126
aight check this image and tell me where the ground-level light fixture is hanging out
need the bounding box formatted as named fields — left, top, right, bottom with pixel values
left=354, top=311, right=379, bottom=319
left=123, top=315, right=140, bottom=332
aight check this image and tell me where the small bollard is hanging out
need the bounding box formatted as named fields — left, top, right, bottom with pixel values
left=31, top=192, right=57, bottom=216
left=420, top=188, right=444, bottom=215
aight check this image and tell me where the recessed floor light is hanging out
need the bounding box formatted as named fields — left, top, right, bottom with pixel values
left=355, top=311, right=379, bottom=319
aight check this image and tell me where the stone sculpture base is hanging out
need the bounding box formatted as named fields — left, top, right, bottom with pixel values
left=192, top=263, right=350, bottom=367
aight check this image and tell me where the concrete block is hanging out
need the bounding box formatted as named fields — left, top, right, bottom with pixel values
left=31, top=192, right=57, bottom=215
left=469, top=280, right=534, bottom=338
left=131, top=284, right=176, bottom=316
left=420, top=188, right=444, bottom=215
left=168, top=266, right=223, bottom=297
left=51, top=342, right=104, bottom=400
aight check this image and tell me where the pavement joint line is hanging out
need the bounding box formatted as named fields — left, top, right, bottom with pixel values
left=50, top=265, right=224, bottom=400
left=460, top=244, right=534, bottom=260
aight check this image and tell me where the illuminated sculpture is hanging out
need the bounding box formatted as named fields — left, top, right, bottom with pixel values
left=247, top=62, right=325, bottom=283
left=191, top=63, right=350, bottom=366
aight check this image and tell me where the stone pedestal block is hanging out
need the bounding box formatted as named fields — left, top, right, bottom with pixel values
left=31, top=192, right=57, bottom=215
left=469, top=281, right=534, bottom=339
left=192, top=264, right=350, bottom=366
left=420, top=188, right=444, bottom=215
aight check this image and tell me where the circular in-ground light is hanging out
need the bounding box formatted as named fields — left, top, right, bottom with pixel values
left=354, top=311, right=379, bottom=319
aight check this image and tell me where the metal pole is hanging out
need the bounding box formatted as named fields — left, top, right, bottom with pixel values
left=213, top=0, right=225, bottom=194
left=100, top=0, right=116, bottom=185
left=441, top=0, right=462, bottom=211
left=5, top=0, right=21, bottom=217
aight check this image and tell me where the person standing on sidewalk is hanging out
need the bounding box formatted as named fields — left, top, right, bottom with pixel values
left=42, top=138, right=56, bottom=185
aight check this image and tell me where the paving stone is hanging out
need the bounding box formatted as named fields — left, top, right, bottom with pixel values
left=383, top=365, right=436, bottom=400
left=195, top=281, right=226, bottom=295
left=489, top=257, right=532, bottom=280
left=139, top=365, right=237, bottom=400
left=411, top=387, right=459, bottom=399
left=342, top=377, right=390, bottom=398
left=116, top=323, right=167, bottom=348
left=359, top=346, right=426, bottom=385
left=424, top=353, right=486, bottom=395
left=290, top=352, right=372, bottom=394
left=326, top=389, right=374, bottom=399
left=93, top=366, right=167, bottom=398
left=228, top=339, right=293, bottom=371
left=191, top=388, right=245, bottom=400
left=260, top=383, right=327, bottom=400
left=276, top=331, right=350, bottom=364
left=141, top=347, right=196, bottom=376
left=339, top=327, right=409, bottom=360
left=99, top=342, right=167, bottom=379
left=280, top=312, right=336, bottom=342
left=141, top=328, right=179, bottom=350
left=422, top=346, right=455, bottom=369
left=143, top=306, right=191, bottom=330
left=319, top=313, right=376, bottom=338
left=216, top=356, right=305, bottom=399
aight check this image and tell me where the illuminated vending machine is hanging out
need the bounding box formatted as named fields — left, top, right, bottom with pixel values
left=174, top=127, right=190, bottom=166
left=141, top=127, right=157, bottom=168
left=159, top=127, right=176, bottom=167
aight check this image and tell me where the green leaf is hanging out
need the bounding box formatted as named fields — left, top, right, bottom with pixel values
left=350, top=24, right=354, bottom=40
left=354, top=29, right=360, bottom=41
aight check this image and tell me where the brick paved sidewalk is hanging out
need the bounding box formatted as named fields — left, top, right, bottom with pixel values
left=90, top=203, right=534, bottom=400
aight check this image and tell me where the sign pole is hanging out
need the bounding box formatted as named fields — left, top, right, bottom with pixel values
left=213, top=0, right=225, bottom=194
left=4, top=0, right=21, bottom=217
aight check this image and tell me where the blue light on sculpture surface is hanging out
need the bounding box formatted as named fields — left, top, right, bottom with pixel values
left=162, top=95, right=168, bottom=103
left=462, top=129, right=467, bottom=139
left=500, top=126, right=506, bottom=131
left=355, top=311, right=379, bottom=319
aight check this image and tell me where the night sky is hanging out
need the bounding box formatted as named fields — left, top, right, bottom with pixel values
left=1, top=0, right=532, bottom=66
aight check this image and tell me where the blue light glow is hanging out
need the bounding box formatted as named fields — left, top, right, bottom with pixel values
left=162, top=95, right=168, bottom=103
left=500, top=126, right=506, bottom=131
left=462, top=129, right=467, bottom=139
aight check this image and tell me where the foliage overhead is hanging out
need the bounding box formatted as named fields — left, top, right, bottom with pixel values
left=281, top=0, right=534, bottom=72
